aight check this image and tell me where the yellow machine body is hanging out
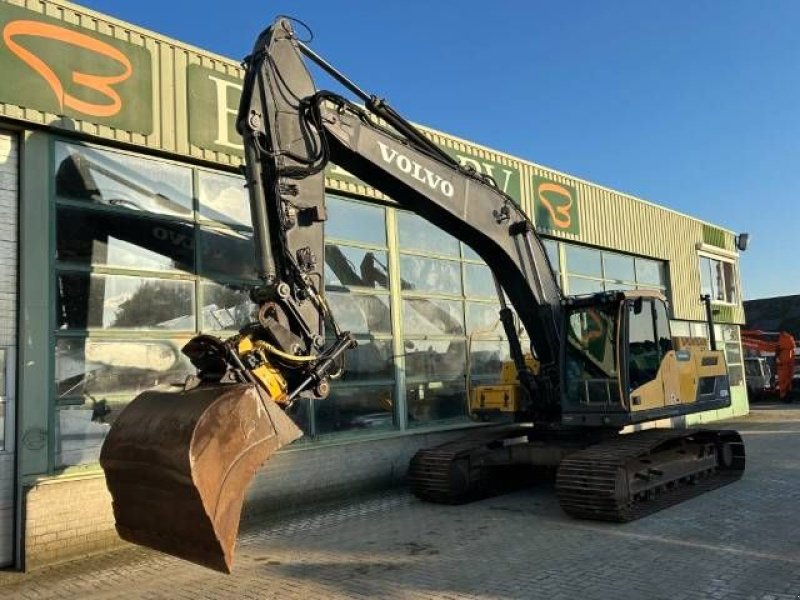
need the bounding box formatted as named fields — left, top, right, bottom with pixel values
left=470, top=354, right=539, bottom=417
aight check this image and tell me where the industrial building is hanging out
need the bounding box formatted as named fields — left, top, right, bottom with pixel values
left=745, top=294, right=800, bottom=339
left=0, top=0, right=748, bottom=569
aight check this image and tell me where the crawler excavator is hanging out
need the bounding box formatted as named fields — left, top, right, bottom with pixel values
left=99, top=17, right=745, bottom=573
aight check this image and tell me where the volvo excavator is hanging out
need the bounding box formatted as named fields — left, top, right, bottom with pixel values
left=99, top=17, right=746, bottom=573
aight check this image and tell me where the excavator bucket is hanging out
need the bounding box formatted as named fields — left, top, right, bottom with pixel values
left=99, top=382, right=302, bottom=573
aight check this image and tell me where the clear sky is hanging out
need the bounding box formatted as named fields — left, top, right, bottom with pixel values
left=82, top=0, right=799, bottom=300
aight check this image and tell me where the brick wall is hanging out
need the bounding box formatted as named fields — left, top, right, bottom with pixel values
left=22, top=428, right=467, bottom=568
left=23, top=476, right=121, bottom=568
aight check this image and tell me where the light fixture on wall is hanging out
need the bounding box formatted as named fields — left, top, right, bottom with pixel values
left=735, top=233, right=750, bottom=252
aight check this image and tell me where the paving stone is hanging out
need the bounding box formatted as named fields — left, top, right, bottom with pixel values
left=3, top=404, right=800, bottom=599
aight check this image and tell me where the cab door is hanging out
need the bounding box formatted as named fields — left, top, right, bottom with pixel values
left=626, top=297, right=677, bottom=412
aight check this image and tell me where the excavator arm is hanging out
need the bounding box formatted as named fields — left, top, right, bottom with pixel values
left=238, top=18, right=564, bottom=417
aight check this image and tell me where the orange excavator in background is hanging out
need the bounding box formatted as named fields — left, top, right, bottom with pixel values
left=741, top=330, right=796, bottom=402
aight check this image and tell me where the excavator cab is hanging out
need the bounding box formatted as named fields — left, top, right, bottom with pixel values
left=561, top=291, right=731, bottom=428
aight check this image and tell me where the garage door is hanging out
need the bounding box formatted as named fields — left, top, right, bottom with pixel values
left=0, top=131, right=18, bottom=567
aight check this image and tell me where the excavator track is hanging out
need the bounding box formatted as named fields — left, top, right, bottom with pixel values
left=408, top=427, right=536, bottom=504
left=556, top=429, right=745, bottom=522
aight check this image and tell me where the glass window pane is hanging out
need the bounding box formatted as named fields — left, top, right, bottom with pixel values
left=325, top=245, right=389, bottom=290
left=654, top=299, right=673, bottom=355
left=711, top=259, right=724, bottom=302
left=543, top=239, right=560, bottom=274
left=466, top=302, right=503, bottom=336
left=691, top=322, right=709, bottom=339
left=723, top=262, right=737, bottom=303
left=469, top=339, right=511, bottom=383
left=699, top=257, right=713, bottom=298
left=405, top=339, right=466, bottom=381
left=603, top=252, right=635, bottom=282
left=725, top=342, right=742, bottom=366
left=56, top=407, right=109, bottom=467
left=55, top=337, right=194, bottom=404
left=199, top=227, right=257, bottom=281
left=326, top=196, right=386, bottom=246
left=565, top=245, right=602, bottom=277
left=197, top=170, right=251, bottom=228
left=55, top=142, right=192, bottom=218
left=315, top=383, right=395, bottom=435
left=399, top=255, right=462, bottom=295
left=567, top=276, right=604, bottom=296
left=628, top=300, right=659, bottom=390
left=334, top=338, right=395, bottom=382
left=201, top=281, right=256, bottom=331
left=56, top=206, right=194, bottom=272
left=398, top=212, right=459, bottom=256
left=57, top=273, right=195, bottom=330
left=407, top=379, right=467, bottom=425
left=670, top=321, right=691, bottom=337
left=403, top=298, right=464, bottom=336
left=635, top=258, right=666, bottom=286
left=728, top=364, right=744, bottom=387
left=464, top=263, right=496, bottom=299
left=327, top=292, right=392, bottom=335
left=462, top=242, right=481, bottom=261
left=722, top=324, right=740, bottom=343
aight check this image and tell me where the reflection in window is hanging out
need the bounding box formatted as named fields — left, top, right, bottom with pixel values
left=57, top=273, right=195, bottom=330
left=568, top=276, right=604, bottom=296
left=469, top=339, right=510, bottom=385
left=201, top=281, right=256, bottom=331
left=466, top=302, right=502, bottom=335
left=603, top=253, right=635, bottom=283
left=56, top=206, right=195, bottom=272
left=407, top=380, right=467, bottom=424
left=566, top=245, right=602, bottom=277
left=55, top=337, right=193, bottom=404
left=399, top=255, right=462, bottom=295
left=198, top=227, right=257, bottom=280
left=543, top=239, right=560, bottom=275
left=398, top=212, right=460, bottom=256
left=326, top=196, right=386, bottom=245
left=405, top=339, right=466, bottom=382
left=628, top=300, right=660, bottom=390
left=635, top=258, right=665, bottom=286
left=564, top=304, right=621, bottom=408
left=197, top=170, right=251, bottom=227
left=403, top=299, right=464, bottom=336
left=327, top=292, right=392, bottom=335
left=334, top=338, right=394, bottom=382
left=325, top=245, right=389, bottom=290
left=699, top=256, right=737, bottom=303
left=462, top=242, right=481, bottom=261
left=464, top=263, right=496, bottom=298
left=316, top=384, right=395, bottom=435
left=55, top=337, right=195, bottom=467
left=55, top=142, right=193, bottom=218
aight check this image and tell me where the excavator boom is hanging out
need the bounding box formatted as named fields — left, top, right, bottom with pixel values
left=99, top=16, right=745, bottom=573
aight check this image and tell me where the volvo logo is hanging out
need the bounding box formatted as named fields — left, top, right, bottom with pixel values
left=377, top=141, right=454, bottom=198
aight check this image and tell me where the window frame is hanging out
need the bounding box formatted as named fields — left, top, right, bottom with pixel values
left=698, top=251, right=739, bottom=305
